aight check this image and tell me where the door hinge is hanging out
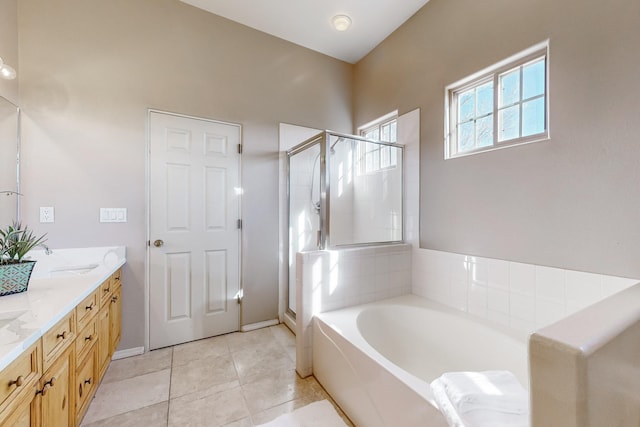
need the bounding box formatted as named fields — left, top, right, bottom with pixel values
left=237, top=144, right=242, bottom=154
left=237, top=219, right=242, bottom=229
left=147, top=240, right=150, bottom=247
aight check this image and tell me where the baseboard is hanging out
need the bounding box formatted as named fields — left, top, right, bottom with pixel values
left=240, top=318, right=279, bottom=332
left=112, top=346, right=145, bottom=360
left=282, top=311, right=296, bottom=334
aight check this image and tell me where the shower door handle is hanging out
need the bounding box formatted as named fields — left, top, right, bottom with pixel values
left=316, top=230, right=322, bottom=249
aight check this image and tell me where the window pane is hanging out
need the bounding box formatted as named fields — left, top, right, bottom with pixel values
left=499, top=105, right=520, bottom=141
left=365, top=151, right=373, bottom=172
left=381, top=123, right=390, bottom=142
left=476, top=81, right=493, bottom=116
left=372, top=147, right=380, bottom=170
left=389, top=121, right=397, bottom=142
left=364, top=128, right=379, bottom=140
left=499, top=69, right=520, bottom=107
left=458, top=89, right=475, bottom=122
left=390, top=146, right=397, bottom=166
left=381, top=146, right=391, bottom=168
left=523, top=59, right=545, bottom=99
left=476, top=115, right=493, bottom=148
left=458, top=121, right=475, bottom=152
left=522, top=97, right=545, bottom=136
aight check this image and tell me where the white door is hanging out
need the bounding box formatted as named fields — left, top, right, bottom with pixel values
left=148, top=111, right=241, bottom=350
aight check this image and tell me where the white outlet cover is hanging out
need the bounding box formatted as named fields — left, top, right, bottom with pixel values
left=39, top=207, right=54, bottom=223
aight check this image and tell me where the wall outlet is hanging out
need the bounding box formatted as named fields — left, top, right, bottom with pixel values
left=40, top=207, right=55, bottom=223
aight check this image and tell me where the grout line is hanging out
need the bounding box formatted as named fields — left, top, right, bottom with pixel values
left=165, top=347, right=173, bottom=426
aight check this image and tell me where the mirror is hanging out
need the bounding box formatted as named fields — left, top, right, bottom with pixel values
left=0, top=95, right=20, bottom=226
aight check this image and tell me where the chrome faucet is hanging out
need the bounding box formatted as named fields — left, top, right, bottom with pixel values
left=40, top=244, right=53, bottom=255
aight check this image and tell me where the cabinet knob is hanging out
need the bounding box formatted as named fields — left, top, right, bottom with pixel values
left=85, top=334, right=93, bottom=342
left=111, top=296, right=118, bottom=303
left=9, top=375, right=24, bottom=387
left=56, top=331, right=67, bottom=340
left=37, top=377, right=56, bottom=396
left=103, top=287, right=110, bottom=293
left=86, top=302, right=95, bottom=311
left=84, top=378, right=92, bottom=385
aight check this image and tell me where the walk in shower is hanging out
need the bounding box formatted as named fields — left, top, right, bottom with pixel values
left=287, top=131, right=404, bottom=315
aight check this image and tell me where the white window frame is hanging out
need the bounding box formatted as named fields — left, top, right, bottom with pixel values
left=358, top=111, right=399, bottom=174
left=445, top=40, right=550, bottom=159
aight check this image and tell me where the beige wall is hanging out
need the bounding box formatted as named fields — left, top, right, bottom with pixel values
left=0, top=0, right=18, bottom=103
left=16, top=0, right=353, bottom=350
left=354, top=0, right=640, bottom=278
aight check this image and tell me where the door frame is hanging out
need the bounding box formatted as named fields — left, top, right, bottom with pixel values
left=144, top=108, right=243, bottom=352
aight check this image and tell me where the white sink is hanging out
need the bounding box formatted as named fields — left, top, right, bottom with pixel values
left=49, top=263, right=99, bottom=275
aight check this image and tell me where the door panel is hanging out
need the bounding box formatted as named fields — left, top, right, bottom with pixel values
left=149, top=111, right=241, bottom=349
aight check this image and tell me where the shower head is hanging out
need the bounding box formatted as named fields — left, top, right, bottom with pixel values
left=329, top=137, right=345, bottom=154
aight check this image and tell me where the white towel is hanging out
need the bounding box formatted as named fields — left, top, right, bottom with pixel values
left=431, top=371, right=530, bottom=427
left=431, top=377, right=466, bottom=427
left=439, top=371, right=528, bottom=414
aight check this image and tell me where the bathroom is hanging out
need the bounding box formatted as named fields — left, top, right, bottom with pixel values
left=0, top=0, right=639, bottom=425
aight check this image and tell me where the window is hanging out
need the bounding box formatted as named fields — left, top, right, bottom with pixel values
left=445, top=41, right=549, bottom=158
left=359, top=116, right=398, bottom=173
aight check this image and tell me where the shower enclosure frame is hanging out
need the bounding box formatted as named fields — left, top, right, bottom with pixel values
left=286, top=130, right=405, bottom=317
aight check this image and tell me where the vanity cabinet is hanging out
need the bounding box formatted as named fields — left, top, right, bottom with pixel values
left=109, top=286, right=122, bottom=353
left=0, top=268, right=123, bottom=426
left=0, top=341, right=41, bottom=426
left=74, top=345, right=96, bottom=421
left=96, top=304, right=110, bottom=380
left=38, top=345, right=74, bottom=426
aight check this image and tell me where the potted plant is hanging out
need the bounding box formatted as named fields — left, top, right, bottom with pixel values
left=0, top=222, right=47, bottom=296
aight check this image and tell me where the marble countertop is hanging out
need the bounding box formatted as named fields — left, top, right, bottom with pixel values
left=0, top=246, right=126, bottom=371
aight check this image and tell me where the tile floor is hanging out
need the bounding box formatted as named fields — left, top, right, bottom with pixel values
left=80, top=324, right=353, bottom=427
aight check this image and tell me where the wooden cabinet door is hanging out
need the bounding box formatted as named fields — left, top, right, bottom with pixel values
left=40, top=345, right=74, bottom=427
left=11, top=403, right=34, bottom=427
left=109, top=286, right=122, bottom=353
left=75, top=346, right=96, bottom=423
left=97, top=305, right=110, bottom=381
left=0, top=387, right=37, bottom=427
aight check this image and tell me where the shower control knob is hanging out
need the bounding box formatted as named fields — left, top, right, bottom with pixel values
left=153, top=239, right=164, bottom=247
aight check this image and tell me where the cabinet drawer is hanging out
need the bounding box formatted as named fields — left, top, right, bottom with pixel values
left=75, top=317, right=97, bottom=362
left=0, top=341, right=41, bottom=414
left=112, top=268, right=122, bottom=286
left=75, top=347, right=96, bottom=419
left=76, top=289, right=99, bottom=331
left=43, top=312, right=75, bottom=369
left=98, top=277, right=113, bottom=307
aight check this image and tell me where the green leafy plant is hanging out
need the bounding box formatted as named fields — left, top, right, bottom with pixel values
left=0, top=221, right=47, bottom=265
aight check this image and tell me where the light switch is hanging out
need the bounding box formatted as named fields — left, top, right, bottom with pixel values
left=100, top=208, right=127, bottom=223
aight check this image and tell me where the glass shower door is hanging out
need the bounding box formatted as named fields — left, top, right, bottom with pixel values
left=287, top=141, right=322, bottom=315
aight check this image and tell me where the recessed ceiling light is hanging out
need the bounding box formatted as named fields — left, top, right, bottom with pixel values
left=332, top=15, right=352, bottom=32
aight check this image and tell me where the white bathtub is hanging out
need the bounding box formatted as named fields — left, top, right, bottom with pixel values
left=312, top=294, right=529, bottom=427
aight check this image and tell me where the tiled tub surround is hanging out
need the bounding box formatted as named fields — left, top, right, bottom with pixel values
left=412, top=248, right=639, bottom=335
left=313, top=295, right=528, bottom=427
left=295, top=243, right=412, bottom=377
left=0, top=246, right=126, bottom=369
left=530, top=282, right=640, bottom=426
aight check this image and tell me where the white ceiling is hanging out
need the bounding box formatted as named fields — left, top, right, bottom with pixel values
left=180, top=0, right=430, bottom=64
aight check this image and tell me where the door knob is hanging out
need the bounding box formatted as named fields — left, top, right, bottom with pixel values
left=153, top=239, right=164, bottom=247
